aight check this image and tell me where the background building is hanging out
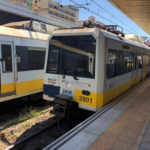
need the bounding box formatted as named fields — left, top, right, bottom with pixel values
left=32, top=0, right=79, bottom=23
left=8, top=0, right=79, bottom=23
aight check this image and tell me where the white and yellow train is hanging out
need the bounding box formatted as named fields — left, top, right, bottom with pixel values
left=43, top=27, right=150, bottom=118
left=0, top=26, right=49, bottom=102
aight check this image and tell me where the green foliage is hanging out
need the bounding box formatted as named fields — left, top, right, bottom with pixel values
left=5, top=107, right=48, bottom=128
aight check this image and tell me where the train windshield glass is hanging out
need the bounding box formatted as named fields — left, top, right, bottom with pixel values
left=46, top=35, right=96, bottom=78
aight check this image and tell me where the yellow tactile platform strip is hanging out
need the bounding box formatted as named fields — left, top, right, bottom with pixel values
left=88, top=85, right=150, bottom=150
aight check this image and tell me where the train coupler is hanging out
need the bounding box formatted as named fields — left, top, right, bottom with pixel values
left=50, top=95, right=78, bottom=119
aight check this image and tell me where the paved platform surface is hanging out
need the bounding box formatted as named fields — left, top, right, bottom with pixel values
left=139, top=121, right=150, bottom=150
left=88, top=82, right=150, bottom=150
left=43, top=78, right=150, bottom=150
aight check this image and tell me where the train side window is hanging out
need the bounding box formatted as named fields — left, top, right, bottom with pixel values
left=1, top=44, right=12, bottom=73
left=124, top=52, right=135, bottom=72
left=16, top=46, right=46, bottom=71
left=106, top=50, right=116, bottom=78
left=137, top=54, right=143, bottom=69
left=107, top=49, right=135, bottom=78
left=28, top=47, right=46, bottom=70
left=115, top=50, right=124, bottom=76
left=107, top=49, right=125, bottom=78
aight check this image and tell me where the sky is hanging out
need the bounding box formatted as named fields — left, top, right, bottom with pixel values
left=56, top=0, right=150, bottom=37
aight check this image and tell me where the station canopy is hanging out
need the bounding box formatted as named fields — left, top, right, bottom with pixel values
left=108, top=0, right=150, bottom=34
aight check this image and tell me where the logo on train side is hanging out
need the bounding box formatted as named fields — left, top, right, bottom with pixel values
left=60, top=88, right=73, bottom=97
left=48, top=78, right=56, bottom=84
left=62, top=89, right=73, bottom=95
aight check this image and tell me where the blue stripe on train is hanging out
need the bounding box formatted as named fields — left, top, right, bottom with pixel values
left=43, top=84, right=60, bottom=98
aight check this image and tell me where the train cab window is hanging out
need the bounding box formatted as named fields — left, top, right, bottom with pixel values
left=46, top=46, right=59, bottom=73
left=16, top=46, right=46, bottom=71
left=47, top=35, right=96, bottom=78
left=107, top=49, right=135, bottom=78
left=1, top=44, right=12, bottom=73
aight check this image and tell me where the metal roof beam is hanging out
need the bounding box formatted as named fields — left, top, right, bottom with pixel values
left=108, top=0, right=150, bottom=34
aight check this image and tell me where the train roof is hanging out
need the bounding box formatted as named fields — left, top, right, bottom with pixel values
left=52, top=27, right=150, bottom=50
left=53, top=28, right=96, bottom=35
left=102, top=29, right=150, bottom=50
left=0, top=26, right=49, bottom=41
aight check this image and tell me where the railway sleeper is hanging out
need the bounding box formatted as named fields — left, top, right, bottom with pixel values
left=51, top=95, right=78, bottom=119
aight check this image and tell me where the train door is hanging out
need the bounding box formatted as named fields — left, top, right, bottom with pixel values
left=0, top=42, right=15, bottom=95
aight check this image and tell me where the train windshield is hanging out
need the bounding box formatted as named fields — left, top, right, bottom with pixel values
left=46, top=35, right=96, bottom=78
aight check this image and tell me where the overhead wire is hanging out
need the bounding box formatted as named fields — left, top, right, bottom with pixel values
left=68, top=0, right=116, bottom=24
left=90, top=0, right=141, bottom=35
left=67, top=0, right=138, bottom=34
left=11, top=0, right=143, bottom=35
left=34, top=0, right=143, bottom=35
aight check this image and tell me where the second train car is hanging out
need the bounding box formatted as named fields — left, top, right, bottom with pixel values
left=43, top=27, right=150, bottom=118
left=0, top=26, right=49, bottom=102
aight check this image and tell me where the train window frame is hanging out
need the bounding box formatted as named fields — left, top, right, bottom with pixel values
left=106, top=49, right=136, bottom=79
left=137, top=53, right=143, bottom=69
left=16, top=46, right=46, bottom=72
left=1, top=44, right=13, bottom=73
left=46, top=35, right=96, bottom=79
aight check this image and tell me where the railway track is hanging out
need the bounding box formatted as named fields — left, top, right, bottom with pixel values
left=5, top=109, right=92, bottom=150
left=5, top=92, right=125, bottom=150
left=4, top=79, right=149, bottom=150
left=0, top=94, right=50, bottom=129
left=6, top=117, right=57, bottom=150
left=5, top=98, right=119, bottom=150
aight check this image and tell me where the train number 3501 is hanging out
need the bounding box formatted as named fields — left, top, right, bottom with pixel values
left=79, top=96, right=92, bottom=104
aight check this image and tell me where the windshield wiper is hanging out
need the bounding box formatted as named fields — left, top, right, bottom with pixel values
left=73, top=75, right=79, bottom=80
left=73, top=71, right=79, bottom=80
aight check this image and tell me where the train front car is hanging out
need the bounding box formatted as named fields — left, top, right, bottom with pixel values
left=43, top=28, right=104, bottom=118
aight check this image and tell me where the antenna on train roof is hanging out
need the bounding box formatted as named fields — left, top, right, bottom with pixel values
left=83, top=20, right=125, bottom=37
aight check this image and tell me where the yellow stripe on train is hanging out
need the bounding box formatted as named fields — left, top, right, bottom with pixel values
left=1, top=79, right=43, bottom=94
left=16, top=79, right=43, bottom=94
left=1, top=83, right=15, bottom=94
left=74, top=76, right=142, bottom=109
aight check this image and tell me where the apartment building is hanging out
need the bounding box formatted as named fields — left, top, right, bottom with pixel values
left=33, top=0, right=79, bottom=23
left=8, top=0, right=79, bottom=23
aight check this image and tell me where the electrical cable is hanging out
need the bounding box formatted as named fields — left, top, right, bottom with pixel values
left=90, top=0, right=141, bottom=35
left=67, top=0, right=137, bottom=34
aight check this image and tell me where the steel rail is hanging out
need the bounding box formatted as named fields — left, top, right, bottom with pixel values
left=6, top=117, right=57, bottom=150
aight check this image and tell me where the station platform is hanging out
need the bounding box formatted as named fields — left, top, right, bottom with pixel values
left=43, top=78, right=150, bottom=150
